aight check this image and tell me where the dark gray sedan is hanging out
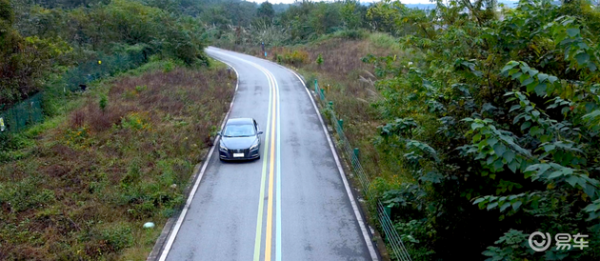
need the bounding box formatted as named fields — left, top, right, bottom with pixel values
left=218, top=118, right=263, bottom=161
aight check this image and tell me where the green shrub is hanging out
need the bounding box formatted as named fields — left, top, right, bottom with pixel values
left=99, top=94, right=108, bottom=113
left=278, top=49, right=309, bottom=66
left=120, top=112, right=149, bottom=131
left=368, top=32, right=400, bottom=51
left=0, top=177, right=55, bottom=212
left=316, top=53, right=324, bottom=67
left=100, top=223, right=134, bottom=252
left=161, top=208, right=177, bottom=218
left=135, top=85, right=147, bottom=93
left=394, top=219, right=436, bottom=261
left=0, top=133, right=33, bottom=152
left=334, top=29, right=367, bottom=40
left=121, top=158, right=142, bottom=187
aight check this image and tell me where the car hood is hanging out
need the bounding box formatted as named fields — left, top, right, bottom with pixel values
left=221, top=136, right=257, bottom=150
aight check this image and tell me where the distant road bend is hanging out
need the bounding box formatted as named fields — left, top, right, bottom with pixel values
left=157, top=47, right=379, bottom=261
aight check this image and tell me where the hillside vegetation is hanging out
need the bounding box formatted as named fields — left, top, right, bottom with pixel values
left=1, top=0, right=235, bottom=259
left=2, top=0, right=207, bottom=110
left=0, top=60, right=235, bottom=260
left=207, top=0, right=600, bottom=260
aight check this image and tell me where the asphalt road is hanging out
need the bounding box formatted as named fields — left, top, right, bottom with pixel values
left=159, top=47, right=378, bottom=261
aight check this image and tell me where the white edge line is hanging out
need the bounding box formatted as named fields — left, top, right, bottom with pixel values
left=158, top=55, right=239, bottom=261
left=275, top=71, right=282, bottom=261
left=289, top=69, right=380, bottom=261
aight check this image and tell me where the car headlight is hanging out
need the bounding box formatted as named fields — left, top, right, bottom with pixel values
left=249, top=140, right=259, bottom=150
left=219, top=142, right=228, bottom=151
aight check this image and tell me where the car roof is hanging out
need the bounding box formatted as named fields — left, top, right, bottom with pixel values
left=226, top=118, right=254, bottom=125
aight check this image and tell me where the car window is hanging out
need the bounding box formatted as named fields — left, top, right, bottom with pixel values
left=223, top=124, right=256, bottom=137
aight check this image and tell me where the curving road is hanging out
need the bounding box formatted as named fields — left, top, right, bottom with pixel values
left=157, top=47, right=378, bottom=261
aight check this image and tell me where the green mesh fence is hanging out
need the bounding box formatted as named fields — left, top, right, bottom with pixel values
left=63, top=51, right=147, bottom=92
left=0, top=93, right=44, bottom=133
left=313, top=79, right=413, bottom=261
left=0, top=50, right=148, bottom=134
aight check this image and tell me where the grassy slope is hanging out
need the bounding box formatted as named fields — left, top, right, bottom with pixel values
left=0, top=59, right=235, bottom=260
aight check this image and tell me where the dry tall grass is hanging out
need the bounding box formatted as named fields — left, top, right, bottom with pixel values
left=280, top=38, right=399, bottom=182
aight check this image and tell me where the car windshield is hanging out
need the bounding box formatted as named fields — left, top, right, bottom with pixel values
left=223, top=124, right=255, bottom=137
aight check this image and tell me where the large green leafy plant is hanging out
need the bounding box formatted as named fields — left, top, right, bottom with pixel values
left=366, top=0, right=600, bottom=259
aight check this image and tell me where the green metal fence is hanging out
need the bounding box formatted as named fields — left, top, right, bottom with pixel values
left=0, top=50, right=148, bottom=134
left=313, top=79, right=412, bottom=261
left=0, top=93, right=44, bottom=133
left=63, top=51, right=147, bottom=92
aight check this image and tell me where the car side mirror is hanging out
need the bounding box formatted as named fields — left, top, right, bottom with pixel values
left=217, top=132, right=222, bottom=136
left=258, top=130, right=264, bottom=135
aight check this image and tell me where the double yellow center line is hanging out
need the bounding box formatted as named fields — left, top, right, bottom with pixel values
left=250, top=61, right=281, bottom=261
left=215, top=52, right=282, bottom=261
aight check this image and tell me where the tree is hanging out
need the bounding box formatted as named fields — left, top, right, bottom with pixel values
left=459, top=0, right=498, bottom=25
left=0, top=0, right=13, bottom=24
left=0, top=0, right=71, bottom=106
left=257, top=1, right=275, bottom=20
left=201, top=5, right=231, bottom=29
left=223, top=1, right=257, bottom=27
left=366, top=0, right=404, bottom=34
left=308, top=2, right=342, bottom=36
left=341, top=0, right=362, bottom=29
left=363, top=0, right=600, bottom=259
left=256, top=1, right=274, bottom=25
